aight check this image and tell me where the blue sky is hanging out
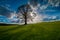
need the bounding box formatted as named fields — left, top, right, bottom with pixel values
left=0, top=0, right=28, bottom=11
left=0, top=0, right=60, bottom=23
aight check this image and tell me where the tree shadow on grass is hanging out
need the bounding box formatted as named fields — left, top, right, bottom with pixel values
left=0, top=24, right=30, bottom=40
left=0, top=25, right=25, bottom=34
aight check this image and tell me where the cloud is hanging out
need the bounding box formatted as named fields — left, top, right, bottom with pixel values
left=0, top=15, right=11, bottom=23
left=43, top=15, right=60, bottom=21
left=46, top=16, right=57, bottom=20
left=50, top=16, right=57, bottom=19
left=48, top=0, right=60, bottom=7
left=55, top=2, right=60, bottom=7
left=9, top=11, right=17, bottom=19
left=0, top=12, right=19, bottom=23
left=0, top=6, right=13, bottom=18
left=0, top=5, right=18, bottom=23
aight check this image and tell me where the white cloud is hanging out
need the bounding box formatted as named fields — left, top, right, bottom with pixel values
left=48, top=0, right=60, bottom=7
left=0, top=5, right=13, bottom=18
left=1, top=4, right=11, bottom=10
left=40, top=5, right=48, bottom=10
left=51, top=16, right=57, bottom=19
left=43, top=15, right=57, bottom=20
left=55, top=2, right=60, bottom=7
left=9, top=11, right=17, bottom=19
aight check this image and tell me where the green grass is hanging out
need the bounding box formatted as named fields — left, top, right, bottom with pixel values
left=0, top=21, right=60, bottom=40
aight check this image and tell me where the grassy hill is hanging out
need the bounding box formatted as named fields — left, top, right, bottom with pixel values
left=0, top=21, right=60, bottom=40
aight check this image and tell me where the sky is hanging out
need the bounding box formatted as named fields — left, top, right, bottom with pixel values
left=0, top=0, right=28, bottom=11
left=0, top=0, right=60, bottom=24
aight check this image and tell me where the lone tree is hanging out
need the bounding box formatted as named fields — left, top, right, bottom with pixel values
left=17, top=4, right=33, bottom=25
left=17, top=4, right=37, bottom=25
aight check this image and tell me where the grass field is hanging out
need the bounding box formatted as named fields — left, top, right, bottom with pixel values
left=0, top=21, right=60, bottom=40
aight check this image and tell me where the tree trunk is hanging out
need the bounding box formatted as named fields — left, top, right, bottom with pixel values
left=24, top=12, right=27, bottom=25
